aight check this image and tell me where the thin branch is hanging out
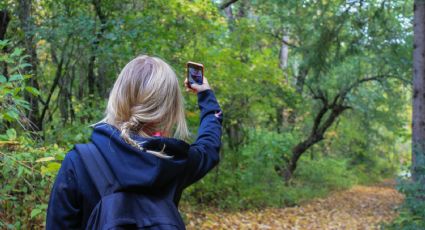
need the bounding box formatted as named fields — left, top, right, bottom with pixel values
left=92, top=0, right=107, bottom=24
left=306, top=83, right=320, bottom=99
left=341, top=75, right=386, bottom=98
left=40, top=36, right=71, bottom=123
left=37, top=95, right=46, bottom=106
left=267, top=31, right=299, bottom=48
left=306, top=83, right=327, bottom=105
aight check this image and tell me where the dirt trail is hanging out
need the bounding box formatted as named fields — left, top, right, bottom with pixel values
left=183, top=180, right=403, bottom=229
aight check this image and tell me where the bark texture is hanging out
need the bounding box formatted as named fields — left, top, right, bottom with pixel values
left=412, top=0, right=425, bottom=184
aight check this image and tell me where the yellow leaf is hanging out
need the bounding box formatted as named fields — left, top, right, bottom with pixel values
left=36, top=156, right=55, bottom=163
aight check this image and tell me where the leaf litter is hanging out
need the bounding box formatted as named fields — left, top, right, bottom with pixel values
left=182, top=180, right=403, bottom=229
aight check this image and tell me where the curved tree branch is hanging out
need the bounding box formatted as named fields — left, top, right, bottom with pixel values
left=219, top=0, right=239, bottom=10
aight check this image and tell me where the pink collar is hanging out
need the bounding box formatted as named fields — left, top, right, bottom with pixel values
left=152, top=131, right=162, bottom=137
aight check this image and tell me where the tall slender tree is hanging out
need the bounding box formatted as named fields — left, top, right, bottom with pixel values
left=0, top=10, right=10, bottom=78
left=412, top=0, right=425, bottom=185
left=18, top=0, right=41, bottom=131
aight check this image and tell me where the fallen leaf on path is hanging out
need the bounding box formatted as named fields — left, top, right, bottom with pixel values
left=182, top=180, right=403, bottom=230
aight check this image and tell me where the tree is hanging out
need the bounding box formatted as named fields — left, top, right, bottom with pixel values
left=0, top=10, right=10, bottom=77
left=0, top=10, right=9, bottom=40
left=412, top=0, right=425, bottom=185
left=253, top=0, right=411, bottom=181
left=18, top=0, right=42, bottom=131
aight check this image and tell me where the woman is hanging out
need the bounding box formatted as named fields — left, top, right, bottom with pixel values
left=46, top=55, right=223, bottom=229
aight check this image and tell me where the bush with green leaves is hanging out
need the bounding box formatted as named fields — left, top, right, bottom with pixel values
left=385, top=178, right=425, bottom=230
left=0, top=41, right=40, bottom=130
left=0, top=143, right=65, bottom=229
left=295, top=157, right=357, bottom=190
left=181, top=129, right=368, bottom=210
left=182, top=129, right=294, bottom=210
left=0, top=40, right=62, bottom=229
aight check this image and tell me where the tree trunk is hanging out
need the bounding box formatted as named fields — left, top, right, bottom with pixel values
left=287, top=67, right=309, bottom=125
left=0, top=10, right=11, bottom=78
left=283, top=134, right=323, bottom=181
left=88, top=0, right=107, bottom=97
left=56, top=42, right=74, bottom=123
left=69, top=65, right=76, bottom=123
left=88, top=54, right=96, bottom=96
left=276, top=32, right=290, bottom=131
left=412, top=0, right=425, bottom=184
left=280, top=73, right=385, bottom=182
left=0, top=10, right=9, bottom=40
left=281, top=100, right=349, bottom=182
left=96, top=60, right=108, bottom=98
left=279, top=34, right=289, bottom=70
left=225, top=122, right=244, bottom=150
left=18, top=0, right=41, bottom=131
left=295, top=67, right=308, bottom=94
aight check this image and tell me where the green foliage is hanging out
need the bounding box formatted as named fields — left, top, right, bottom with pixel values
left=182, top=129, right=295, bottom=210
left=0, top=128, right=17, bottom=141
left=0, top=41, right=34, bottom=126
left=181, top=129, right=383, bottom=210
left=0, top=143, right=65, bottom=228
left=385, top=178, right=425, bottom=230
left=0, top=0, right=414, bottom=227
left=295, top=158, right=356, bottom=191
left=0, top=40, right=64, bottom=228
left=350, top=153, right=399, bottom=185
left=44, top=96, right=105, bottom=145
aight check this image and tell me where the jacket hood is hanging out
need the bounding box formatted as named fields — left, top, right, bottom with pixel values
left=90, top=123, right=190, bottom=190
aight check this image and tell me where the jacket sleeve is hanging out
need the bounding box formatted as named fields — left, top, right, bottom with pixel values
left=183, top=89, right=223, bottom=187
left=46, top=151, right=82, bottom=229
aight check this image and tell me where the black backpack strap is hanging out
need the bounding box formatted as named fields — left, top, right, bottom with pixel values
left=75, top=143, right=116, bottom=197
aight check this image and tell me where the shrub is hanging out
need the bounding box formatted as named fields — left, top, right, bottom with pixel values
left=295, top=157, right=357, bottom=191
left=385, top=178, right=425, bottom=230
left=0, top=142, right=64, bottom=229
left=182, top=129, right=361, bottom=210
left=181, top=129, right=295, bottom=210
left=348, top=151, right=399, bottom=185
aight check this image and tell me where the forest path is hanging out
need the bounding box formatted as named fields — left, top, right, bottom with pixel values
left=184, top=180, right=403, bottom=230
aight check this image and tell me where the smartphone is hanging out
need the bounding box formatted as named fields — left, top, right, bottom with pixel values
left=187, top=61, right=204, bottom=86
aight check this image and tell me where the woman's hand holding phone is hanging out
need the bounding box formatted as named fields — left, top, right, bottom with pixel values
left=184, top=77, right=211, bottom=94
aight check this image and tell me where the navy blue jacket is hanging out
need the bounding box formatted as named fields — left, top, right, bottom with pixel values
left=46, top=90, right=223, bottom=229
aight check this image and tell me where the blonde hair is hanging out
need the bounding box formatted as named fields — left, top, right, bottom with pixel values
left=100, top=55, right=189, bottom=158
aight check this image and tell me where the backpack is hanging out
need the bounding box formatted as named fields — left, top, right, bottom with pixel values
left=75, top=143, right=183, bottom=230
